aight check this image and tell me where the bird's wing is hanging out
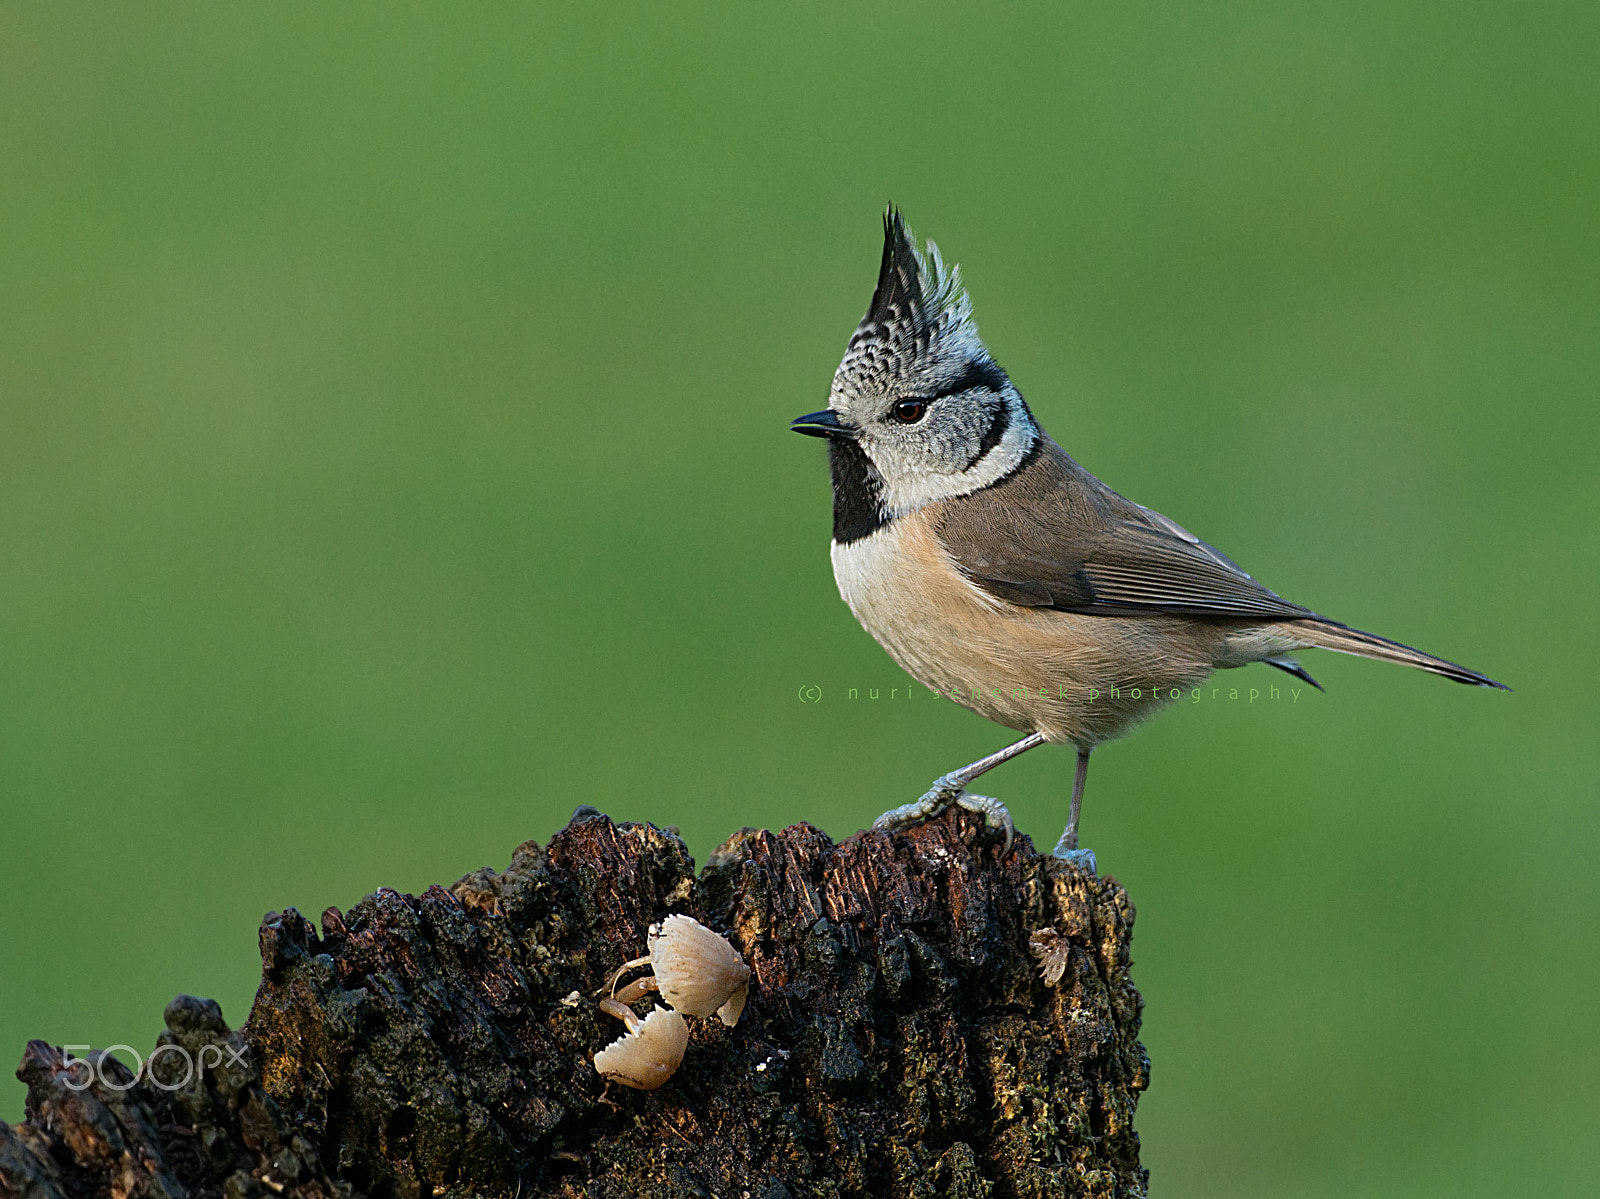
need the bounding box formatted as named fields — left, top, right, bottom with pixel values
left=932, top=439, right=1316, bottom=620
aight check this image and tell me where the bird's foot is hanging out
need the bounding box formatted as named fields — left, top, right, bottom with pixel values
left=953, top=793, right=1015, bottom=855
left=1050, top=838, right=1097, bottom=874
left=872, top=774, right=1016, bottom=854
left=872, top=772, right=964, bottom=830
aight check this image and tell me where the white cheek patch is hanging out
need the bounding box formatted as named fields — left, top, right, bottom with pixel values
left=878, top=399, right=1037, bottom=515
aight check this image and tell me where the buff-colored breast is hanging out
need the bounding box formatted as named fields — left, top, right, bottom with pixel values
left=830, top=508, right=1228, bottom=746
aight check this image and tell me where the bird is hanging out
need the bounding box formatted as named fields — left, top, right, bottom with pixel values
left=790, top=206, right=1506, bottom=870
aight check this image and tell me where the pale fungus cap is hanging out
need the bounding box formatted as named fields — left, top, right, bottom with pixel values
left=715, top=980, right=748, bottom=1028
left=593, top=1006, right=688, bottom=1090
left=647, top=914, right=752, bottom=1025
left=1029, top=928, right=1071, bottom=987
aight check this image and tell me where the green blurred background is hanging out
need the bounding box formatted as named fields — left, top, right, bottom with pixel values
left=2, top=3, right=1595, bottom=1194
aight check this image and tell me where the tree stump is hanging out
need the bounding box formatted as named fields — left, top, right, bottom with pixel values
left=3, top=808, right=1150, bottom=1199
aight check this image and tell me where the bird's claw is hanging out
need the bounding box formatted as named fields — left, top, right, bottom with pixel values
left=953, top=792, right=1015, bottom=855
left=872, top=774, right=963, bottom=831
left=872, top=777, right=1016, bottom=855
left=1052, top=846, right=1097, bottom=874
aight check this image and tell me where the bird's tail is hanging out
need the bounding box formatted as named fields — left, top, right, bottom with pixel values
left=1282, top=619, right=1508, bottom=689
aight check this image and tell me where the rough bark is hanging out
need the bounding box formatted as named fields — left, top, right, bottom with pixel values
left=0, top=996, right=349, bottom=1199
left=3, top=808, right=1149, bottom=1199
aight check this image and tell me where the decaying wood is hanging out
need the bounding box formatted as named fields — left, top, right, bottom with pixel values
left=0, top=995, right=348, bottom=1199
left=3, top=808, right=1149, bottom=1198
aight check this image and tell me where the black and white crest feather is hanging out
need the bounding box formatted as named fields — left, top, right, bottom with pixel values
left=818, top=206, right=1041, bottom=537
left=838, top=206, right=988, bottom=394
left=859, top=208, right=931, bottom=343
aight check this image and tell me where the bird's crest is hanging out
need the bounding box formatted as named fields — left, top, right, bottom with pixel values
left=842, top=206, right=983, bottom=385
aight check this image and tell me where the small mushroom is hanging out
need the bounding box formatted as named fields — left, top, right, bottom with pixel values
left=1029, top=927, right=1071, bottom=986
left=593, top=1000, right=688, bottom=1090
left=603, top=956, right=660, bottom=1006
left=647, top=915, right=751, bottom=1026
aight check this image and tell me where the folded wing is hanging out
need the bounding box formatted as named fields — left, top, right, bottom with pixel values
left=934, top=438, right=1315, bottom=620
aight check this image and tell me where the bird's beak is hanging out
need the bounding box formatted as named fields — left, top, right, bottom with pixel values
left=790, top=409, right=855, bottom=440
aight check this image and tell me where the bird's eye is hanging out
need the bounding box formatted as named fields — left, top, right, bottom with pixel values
left=892, top=398, right=929, bottom=424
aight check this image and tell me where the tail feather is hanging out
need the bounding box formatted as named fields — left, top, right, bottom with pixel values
left=1286, top=619, right=1509, bottom=690
left=1264, top=656, right=1324, bottom=691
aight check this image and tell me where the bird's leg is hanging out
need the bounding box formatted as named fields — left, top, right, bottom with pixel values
left=1051, top=748, right=1097, bottom=873
left=873, top=732, right=1049, bottom=852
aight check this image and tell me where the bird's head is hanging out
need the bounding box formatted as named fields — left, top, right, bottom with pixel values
left=791, top=207, right=1038, bottom=523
